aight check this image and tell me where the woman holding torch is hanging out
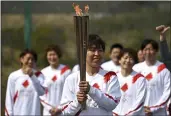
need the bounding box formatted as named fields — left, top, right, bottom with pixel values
left=55, top=34, right=121, bottom=115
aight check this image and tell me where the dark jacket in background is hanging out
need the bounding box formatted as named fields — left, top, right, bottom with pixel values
left=159, top=40, right=171, bottom=72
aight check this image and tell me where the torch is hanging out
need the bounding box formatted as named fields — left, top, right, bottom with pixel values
left=73, top=4, right=89, bottom=110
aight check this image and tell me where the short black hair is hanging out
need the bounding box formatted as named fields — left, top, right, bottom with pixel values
left=118, top=48, right=138, bottom=63
left=88, top=34, right=105, bottom=51
left=141, top=39, right=159, bottom=51
left=19, top=49, right=38, bottom=62
left=110, top=43, right=123, bottom=53
left=46, top=44, right=62, bottom=58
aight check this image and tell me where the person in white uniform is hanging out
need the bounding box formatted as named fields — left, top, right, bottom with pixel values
left=101, top=43, right=123, bottom=73
left=5, top=49, right=45, bottom=116
left=137, top=49, right=145, bottom=63
left=156, top=25, right=171, bottom=116
left=113, top=48, right=146, bottom=116
left=39, top=44, right=71, bottom=115
left=51, top=34, right=121, bottom=115
left=133, top=39, right=171, bottom=116
left=72, top=64, right=79, bottom=73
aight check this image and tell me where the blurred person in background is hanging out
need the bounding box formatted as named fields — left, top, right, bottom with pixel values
left=56, top=34, right=121, bottom=115
left=137, top=49, right=145, bottom=63
left=39, top=44, right=71, bottom=115
left=156, top=25, right=171, bottom=71
left=72, top=64, right=79, bottom=73
left=133, top=39, right=171, bottom=116
left=101, top=43, right=123, bottom=73
left=5, top=49, right=45, bottom=115
left=156, top=25, right=171, bottom=116
left=72, top=60, right=105, bottom=73
left=113, top=48, right=146, bottom=116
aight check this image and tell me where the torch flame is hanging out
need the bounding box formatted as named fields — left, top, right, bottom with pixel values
left=73, top=3, right=89, bottom=16
left=84, top=5, right=89, bottom=14
left=73, top=3, right=83, bottom=16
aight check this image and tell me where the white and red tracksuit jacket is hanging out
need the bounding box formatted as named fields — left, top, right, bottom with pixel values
left=59, top=68, right=121, bottom=115
left=5, top=69, right=45, bottom=115
left=113, top=71, right=146, bottom=116
left=133, top=61, right=171, bottom=115
left=40, top=64, right=71, bottom=115
left=101, top=60, right=121, bottom=73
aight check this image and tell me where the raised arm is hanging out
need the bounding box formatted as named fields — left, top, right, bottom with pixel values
left=156, top=25, right=171, bottom=60
left=31, top=71, right=46, bottom=96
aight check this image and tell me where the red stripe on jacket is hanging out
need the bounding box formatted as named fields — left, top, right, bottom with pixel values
left=125, top=102, right=144, bottom=115
left=157, top=64, right=166, bottom=73
left=40, top=99, right=52, bottom=107
left=13, top=91, right=18, bottom=103
left=104, top=71, right=116, bottom=83
left=149, top=94, right=171, bottom=109
left=132, top=73, right=144, bottom=83
left=62, top=101, right=73, bottom=111
left=61, top=66, right=70, bottom=75
left=5, top=106, right=9, bottom=116
left=105, top=93, right=119, bottom=104
left=35, top=71, right=42, bottom=77
left=113, top=112, right=118, bottom=116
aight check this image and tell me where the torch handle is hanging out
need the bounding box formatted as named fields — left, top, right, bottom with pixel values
left=74, top=16, right=89, bottom=110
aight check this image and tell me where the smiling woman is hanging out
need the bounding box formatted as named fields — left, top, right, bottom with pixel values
left=39, top=44, right=71, bottom=116
left=19, top=49, right=37, bottom=69
left=133, top=39, right=171, bottom=116
left=113, top=48, right=146, bottom=116
left=118, top=48, right=137, bottom=70
left=45, top=44, right=62, bottom=68
left=59, top=34, right=121, bottom=115
left=5, top=49, right=46, bottom=116
left=86, top=34, right=105, bottom=68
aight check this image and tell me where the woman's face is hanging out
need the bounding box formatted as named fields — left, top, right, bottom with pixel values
left=86, top=45, right=104, bottom=68
left=47, top=50, right=59, bottom=66
left=20, top=53, right=35, bottom=68
left=110, top=48, right=122, bottom=65
left=142, top=43, right=157, bottom=61
left=119, top=53, right=135, bottom=70
left=137, top=50, right=144, bottom=62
